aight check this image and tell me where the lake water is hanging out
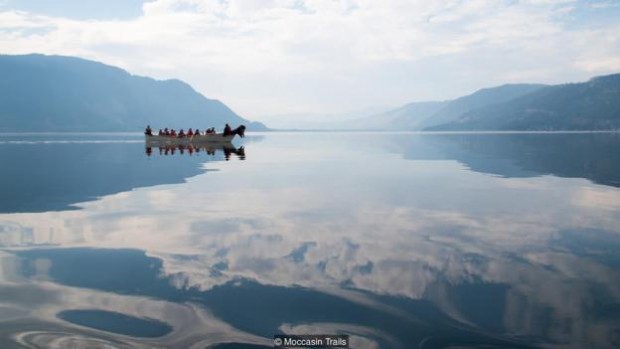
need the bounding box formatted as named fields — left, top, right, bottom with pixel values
left=0, top=132, right=619, bottom=349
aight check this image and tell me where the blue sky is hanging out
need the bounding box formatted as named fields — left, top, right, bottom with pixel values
left=1, top=0, right=146, bottom=20
left=1, top=0, right=619, bottom=125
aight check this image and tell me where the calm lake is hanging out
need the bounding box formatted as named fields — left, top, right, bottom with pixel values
left=0, top=132, right=619, bottom=349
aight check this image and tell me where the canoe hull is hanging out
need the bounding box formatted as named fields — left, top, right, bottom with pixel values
left=145, top=134, right=236, bottom=144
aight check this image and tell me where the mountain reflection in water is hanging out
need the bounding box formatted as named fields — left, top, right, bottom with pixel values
left=397, top=132, right=620, bottom=188
left=0, top=133, right=249, bottom=213
left=0, top=132, right=619, bottom=349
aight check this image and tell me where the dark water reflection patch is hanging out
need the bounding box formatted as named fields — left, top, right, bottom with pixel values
left=57, top=309, right=172, bottom=338
left=552, top=228, right=620, bottom=268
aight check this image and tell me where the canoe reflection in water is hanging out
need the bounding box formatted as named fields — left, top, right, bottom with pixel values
left=145, top=144, right=245, bottom=160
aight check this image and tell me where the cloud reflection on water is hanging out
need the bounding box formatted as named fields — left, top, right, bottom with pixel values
left=0, top=133, right=619, bottom=348
left=0, top=251, right=271, bottom=349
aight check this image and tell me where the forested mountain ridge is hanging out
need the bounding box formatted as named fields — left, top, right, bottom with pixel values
left=0, top=54, right=266, bottom=132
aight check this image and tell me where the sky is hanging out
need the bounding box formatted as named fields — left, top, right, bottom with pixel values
left=1, top=0, right=620, bottom=124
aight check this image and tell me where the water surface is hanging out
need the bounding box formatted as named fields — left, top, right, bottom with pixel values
left=0, top=132, right=619, bottom=348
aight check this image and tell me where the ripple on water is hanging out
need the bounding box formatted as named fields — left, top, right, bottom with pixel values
left=57, top=310, right=173, bottom=338
left=15, top=331, right=132, bottom=349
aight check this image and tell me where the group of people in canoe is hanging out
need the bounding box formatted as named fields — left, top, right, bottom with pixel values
left=145, top=124, right=231, bottom=138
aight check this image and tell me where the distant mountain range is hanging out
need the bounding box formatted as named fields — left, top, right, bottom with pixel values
left=0, top=54, right=267, bottom=132
left=350, top=74, right=620, bottom=131
left=2, top=54, right=618, bottom=132
left=427, top=74, right=620, bottom=131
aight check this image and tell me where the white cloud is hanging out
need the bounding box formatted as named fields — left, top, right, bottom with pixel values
left=0, top=0, right=619, bottom=118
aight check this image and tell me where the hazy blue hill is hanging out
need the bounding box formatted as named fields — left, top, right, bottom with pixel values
left=351, top=101, right=448, bottom=130
left=348, top=84, right=545, bottom=131
left=419, top=84, right=547, bottom=129
left=0, top=54, right=267, bottom=131
left=427, top=73, right=620, bottom=131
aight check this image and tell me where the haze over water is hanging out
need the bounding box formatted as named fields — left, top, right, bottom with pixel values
left=0, top=132, right=619, bottom=348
